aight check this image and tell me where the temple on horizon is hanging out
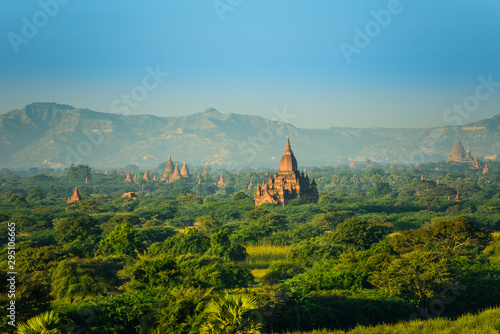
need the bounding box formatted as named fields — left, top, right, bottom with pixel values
left=446, top=137, right=480, bottom=168
left=255, top=137, right=318, bottom=206
left=162, top=155, right=190, bottom=182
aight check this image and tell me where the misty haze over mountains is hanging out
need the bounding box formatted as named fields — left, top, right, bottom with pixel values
left=0, top=103, right=498, bottom=170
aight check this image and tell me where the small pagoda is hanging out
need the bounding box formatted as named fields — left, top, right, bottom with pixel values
left=67, top=187, right=82, bottom=203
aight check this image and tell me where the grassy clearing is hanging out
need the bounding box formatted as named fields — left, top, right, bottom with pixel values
left=281, top=307, right=500, bottom=334
left=251, top=269, right=268, bottom=283
left=245, top=245, right=292, bottom=269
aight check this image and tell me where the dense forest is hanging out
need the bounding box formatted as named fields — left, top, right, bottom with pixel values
left=1, top=161, right=499, bottom=333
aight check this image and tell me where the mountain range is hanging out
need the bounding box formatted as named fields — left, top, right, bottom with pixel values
left=0, top=103, right=498, bottom=170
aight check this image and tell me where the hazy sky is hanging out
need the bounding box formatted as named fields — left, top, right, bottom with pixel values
left=1, top=1, right=500, bottom=128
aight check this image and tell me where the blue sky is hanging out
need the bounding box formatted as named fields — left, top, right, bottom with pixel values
left=1, top=0, right=499, bottom=128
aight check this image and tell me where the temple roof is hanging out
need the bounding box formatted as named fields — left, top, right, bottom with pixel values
left=172, top=163, right=181, bottom=178
left=165, top=154, right=174, bottom=173
left=181, top=160, right=190, bottom=177
left=67, top=186, right=82, bottom=203
left=450, top=137, right=466, bottom=159
left=280, top=137, right=298, bottom=172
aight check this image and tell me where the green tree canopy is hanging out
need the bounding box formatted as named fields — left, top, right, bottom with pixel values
left=54, top=216, right=102, bottom=257
left=66, top=164, right=91, bottom=182
left=97, top=223, right=145, bottom=257
left=330, top=217, right=391, bottom=250
left=389, top=218, right=492, bottom=256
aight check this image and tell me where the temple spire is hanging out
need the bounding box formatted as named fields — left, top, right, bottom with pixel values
left=165, top=154, right=174, bottom=173
left=181, top=160, right=190, bottom=178
left=280, top=137, right=298, bottom=171
left=67, top=186, right=82, bottom=203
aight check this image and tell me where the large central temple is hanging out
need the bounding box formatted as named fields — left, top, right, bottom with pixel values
left=446, top=137, right=480, bottom=168
left=255, top=137, right=319, bottom=206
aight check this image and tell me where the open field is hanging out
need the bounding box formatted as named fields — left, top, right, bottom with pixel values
left=245, top=245, right=292, bottom=269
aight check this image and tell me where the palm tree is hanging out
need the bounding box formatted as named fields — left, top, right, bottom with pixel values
left=17, top=310, right=62, bottom=334
left=202, top=292, right=262, bottom=334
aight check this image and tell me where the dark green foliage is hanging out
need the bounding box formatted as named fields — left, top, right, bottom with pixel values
left=120, top=254, right=181, bottom=290
left=231, top=191, right=249, bottom=200
left=178, top=255, right=253, bottom=289
left=178, top=193, right=203, bottom=205
left=288, top=236, right=343, bottom=267
left=206, top=229, right=247, bottom=261
left=144, top=287, right=211, bottom=334
left=100, top=214, right=141, bottom=232
left=243, top=207, right=270, bottom=222
left=9, top=213, right=50, bottom=233
left=158, top=228, right=211, bottom=256
left=58, top=288, right=209, bottom=334
left=27, top=186, right=45, bottom=201
left=389, top=218, right=492, bottom=255
left=310, top=210, right=355, bottom=231
left=11, top=246, right=69, bottom=322
left=330, top=217, right=391, bottom=250
left=196, top=215, right=221, bottom=233
left=284, top=244, right=393, bottom=294
left=367, top=181, right=392, bottom=197
left=231, top=221, right=274, bottom=245
left=370, top=250, right=454, bottom=307
left=20, top=229, right=56, bottom=247
left=285, top=257, right=368, bottom=293
left=168, top=216, right=195, bottom=228
left=54, top=216, right=102, bottom=257
left=51, top=256, right=124, bottom=302
left=9, top=193, right=29, bottom=207
left=97, top=223, right=145, bottom=257
left=66, top=164, right=92, bottom=182
left=269, top=289, right=412, bottom=332
left=263, top=262, right=305, bottom=284
left=57, top=289, right=158, bottom=333
left=137, top=226, right=176, bottom=246
left=258, top=212, right=289, bottom=230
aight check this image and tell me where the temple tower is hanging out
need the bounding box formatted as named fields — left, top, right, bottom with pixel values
left=255, top=137, right=318, bottom=206
left=181, top=161, right=190, bottom=178
left=168, top=163, right=182, bottom=182
left=67, top=186, right=82, bottom=203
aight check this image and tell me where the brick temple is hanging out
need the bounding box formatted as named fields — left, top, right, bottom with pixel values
left=255, top=137, right=318, bottom=206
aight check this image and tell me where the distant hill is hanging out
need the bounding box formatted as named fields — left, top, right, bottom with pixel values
left=0, top=103, right=498, bottom=169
